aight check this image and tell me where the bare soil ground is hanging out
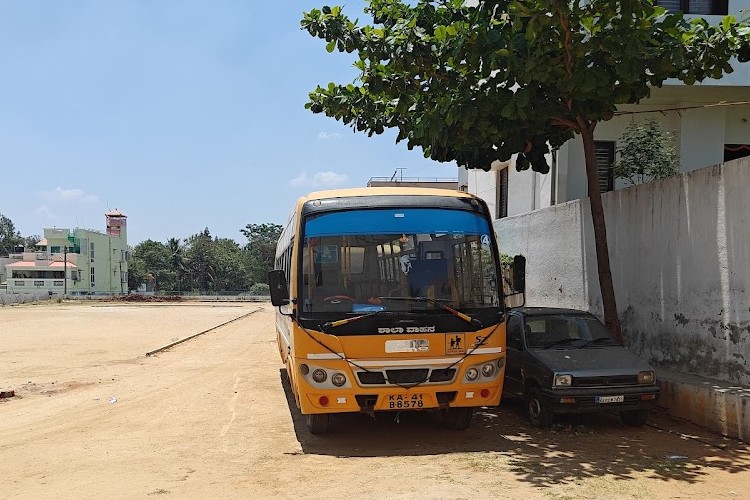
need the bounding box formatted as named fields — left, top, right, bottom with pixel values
left=2, top=302, right=749, bottom=500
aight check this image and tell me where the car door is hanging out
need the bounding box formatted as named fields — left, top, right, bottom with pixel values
left=504, top=313, right=524, bottom=396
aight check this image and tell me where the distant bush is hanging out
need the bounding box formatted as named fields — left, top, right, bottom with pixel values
left=248, top=283, right=270, bottom=296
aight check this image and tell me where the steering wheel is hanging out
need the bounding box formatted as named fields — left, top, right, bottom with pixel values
left=323, top=295, right=356, bottom=304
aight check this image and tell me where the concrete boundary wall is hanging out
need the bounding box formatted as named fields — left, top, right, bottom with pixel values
left=658, top=369, right=750, bottom=443
left=496, top=158, right=750, bottom=386
left=0, top=293, right=54, bottom=306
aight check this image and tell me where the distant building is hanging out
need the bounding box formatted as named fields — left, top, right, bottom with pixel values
left=0, top=210, right=129, bottom=295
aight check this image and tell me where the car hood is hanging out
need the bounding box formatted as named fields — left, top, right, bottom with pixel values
left=528, top=345, right=652, bottom=376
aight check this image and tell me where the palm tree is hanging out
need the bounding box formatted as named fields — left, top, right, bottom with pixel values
left=167, top=237, right=187, bottom=292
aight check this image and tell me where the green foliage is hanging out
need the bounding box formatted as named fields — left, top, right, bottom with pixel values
left=500, top=253, right=514, bottom=267
left=301, top=1, right=749, bottom=170
left=241, top=223, right=283, bottom=284
left=128, top=240, right=174, bottom=291
left=248, top=283, right=270, bottom=296
left=128, top=229, right=253, bottom=293
left=614, top=119, right=679, bottom=186
left=0, top=213, right=22, bottom=256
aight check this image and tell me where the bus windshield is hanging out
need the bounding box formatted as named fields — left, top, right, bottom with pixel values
left=300, top=208, right=500, bottom=315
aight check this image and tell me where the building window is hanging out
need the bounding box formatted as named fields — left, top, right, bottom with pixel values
left=655, top=0, right=728, bottom=15
left=90, top=242, right=95, bottom=262
left=724, top=144, right=750, bottom=162
left=496, top=167, right=509, bottom=219
left=595, top=141, right=615, bottom=193
left=90, top=267, right=95, bottom=285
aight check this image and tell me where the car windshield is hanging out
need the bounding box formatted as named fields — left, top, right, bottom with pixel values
left=300, top=208, right=500, bottom=316
left=524, top=314, right=614, bottom=349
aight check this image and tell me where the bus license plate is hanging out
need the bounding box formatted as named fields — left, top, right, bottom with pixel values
left=388, top=394, right=424, bottom=409
left=596, top=395, right=624, bottom=404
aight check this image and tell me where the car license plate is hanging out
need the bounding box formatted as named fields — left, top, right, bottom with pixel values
left=596, top=395, right=624, bottom=404
left=387, top=393, right=425, bottom=409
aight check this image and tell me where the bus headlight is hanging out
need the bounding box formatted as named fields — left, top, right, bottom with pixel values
left=481, top=363, right=496, bottom=378
left=312, top=369, right=327, bottom=383
left=300, top=364, right=310, bottom=375
left=331, top=373, right=346, bottom=387
left=466, top=367, right=479, bottom=381
left=497, top=357, right=506, bottom=370
left=554, top=374, right=572, bottom=387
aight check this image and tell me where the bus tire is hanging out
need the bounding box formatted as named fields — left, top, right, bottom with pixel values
left=306, top=413, right=330, bottom=434
left=442, top=407, right=473, bottom=430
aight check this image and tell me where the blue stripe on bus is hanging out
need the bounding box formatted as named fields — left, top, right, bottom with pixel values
left=304, top=209, right=490, bottom=237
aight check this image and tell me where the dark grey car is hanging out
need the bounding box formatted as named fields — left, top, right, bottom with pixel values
left=504, top=307, right=660, bottom=427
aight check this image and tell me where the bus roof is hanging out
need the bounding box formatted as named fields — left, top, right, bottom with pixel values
left=301, top=186, right=473, bottom=203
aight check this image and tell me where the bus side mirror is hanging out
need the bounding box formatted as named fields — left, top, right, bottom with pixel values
left=268, top=270, right=290, bottom=307
left=512, top=255, right=526, bottom=294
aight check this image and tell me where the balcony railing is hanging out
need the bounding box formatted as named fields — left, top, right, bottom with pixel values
left=9, top=279, right=72, bottom=289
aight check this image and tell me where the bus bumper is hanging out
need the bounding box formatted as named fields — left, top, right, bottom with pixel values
left=299, top=384, right=503, bottom=415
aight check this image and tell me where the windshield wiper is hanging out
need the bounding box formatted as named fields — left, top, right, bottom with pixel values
left=542, top=337, right=581, bottom=349
left=379, top=296, right=484, bottom=329
left=578, top=337, right=616, bottom=348
left=321, top=310, right=392, bottom=332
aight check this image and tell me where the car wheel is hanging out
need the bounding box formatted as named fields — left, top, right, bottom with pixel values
left=526, top=386, right=554, bottom=428
left=442, top=407, right=473, bottom=430
left=620, top=409, right=649, bottom=427
left=305, top=413, right=330, bottom=434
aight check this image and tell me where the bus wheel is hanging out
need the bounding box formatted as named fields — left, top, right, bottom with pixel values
left=442, top=407, right=473, bottom=430
left=306, top=413, right=330, bottom=434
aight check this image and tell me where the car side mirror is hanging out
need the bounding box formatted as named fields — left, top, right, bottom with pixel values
left=267, top=270, right=290, bottom=307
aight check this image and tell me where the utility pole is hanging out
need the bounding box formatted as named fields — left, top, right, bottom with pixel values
left=395, top=168, right=406, bottom=182
left=64, top=246, right=68, bottom=296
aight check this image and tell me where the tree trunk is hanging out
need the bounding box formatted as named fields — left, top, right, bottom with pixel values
left=579, top=124, right=623, bottom=343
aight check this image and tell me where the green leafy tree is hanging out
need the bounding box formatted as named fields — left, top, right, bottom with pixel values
left=302, top=0, right=750, bottom=341
left=22, top=235, right=42, bottom=249
left=241, top=223, right=283, bottom=284
left=184, top=228, right=215, bottom=291
left=180, top=229, right=252, bottom=292
left=0, top=213, right=22, bottom=256
left=248, top=283, right=270, bottom=296
left=212, top=237, right=251, bottom=291
left=614, top=119, right=679, bottom=185
left=128, top=240, right=174, bottom=291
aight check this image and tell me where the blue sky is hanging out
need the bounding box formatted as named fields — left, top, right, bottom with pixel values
left=0, top=1, right=458, bottom=245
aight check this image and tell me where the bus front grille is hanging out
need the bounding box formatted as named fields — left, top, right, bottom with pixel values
left=356, top=368, right=457, bottom=386
left=428, top=368, right=456, bottom=382
left=357, top=371, right=386, bottom=385
left=385, top=369, right=429, bottom=384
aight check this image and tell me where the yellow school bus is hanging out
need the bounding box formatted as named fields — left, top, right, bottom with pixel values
left=268, top=187, right=523, bottom=433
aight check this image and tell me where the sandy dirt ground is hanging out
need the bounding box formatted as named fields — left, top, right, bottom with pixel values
left=2, top=301, right=750, bottom=500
